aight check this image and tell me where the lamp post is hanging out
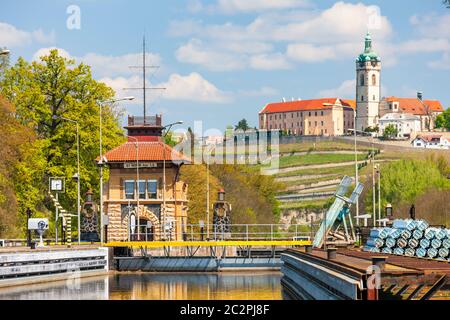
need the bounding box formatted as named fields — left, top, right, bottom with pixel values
left=98, top=97, right=135, bottom=244
left=128, top=136, right=140, bottom=240
left=323, top=103, right=359, bottom=219
left=162, top=121, right=184, bottom=241
left=52, top=115, right=81, bottom=244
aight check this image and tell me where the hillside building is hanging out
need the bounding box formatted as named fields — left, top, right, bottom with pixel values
left=258, top=98, right=355, bottom=136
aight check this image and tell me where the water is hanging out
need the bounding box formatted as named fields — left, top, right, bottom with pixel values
left=0, top=272, right=282, bottom=300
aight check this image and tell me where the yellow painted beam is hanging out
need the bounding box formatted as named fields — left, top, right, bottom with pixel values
left=104, top=240, right=312, bottom=248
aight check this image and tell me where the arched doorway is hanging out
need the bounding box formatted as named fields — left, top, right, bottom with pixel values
left=134, top=206, right=162, bottom=241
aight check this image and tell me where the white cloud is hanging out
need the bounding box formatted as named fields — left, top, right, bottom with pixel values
left=318, top=80, right=356, bottom=99
left=0, top=22, right=55, bottom=48
left=175, top=39, right=246, bottom=71
left=159, top=72, right=231, bottom=103
left=33, top=47, right=71, bottom=61
left=189, top=0, right=311, bottom=14
left=249, top=53, right=292, bottom=70
left=214, top=0, right=311, bottom=13
left=101, top=73, right=231, bottom=104
left=172, top=2, right=397, bottom=70
left=410, top=13, right=450, bottom=38
left=286, top=44, right=336, bottom=62
left=32, top=48, right=161, bottom=78
left=429, top=52, right=450, bottom=70
left=32, top=47, right=230, bottom=104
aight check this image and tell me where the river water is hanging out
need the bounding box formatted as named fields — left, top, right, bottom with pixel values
left=0, top=272, right=283, bottom=300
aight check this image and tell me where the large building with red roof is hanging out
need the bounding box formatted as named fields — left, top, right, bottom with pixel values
left=259, top=98, right=355, bottom=136
left=379, top=96, right=444, bottom=131
left=101, top=115, right=191, bottom=242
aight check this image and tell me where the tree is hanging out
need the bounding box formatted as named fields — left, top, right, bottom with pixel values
left=435, top=108, right=450, bottom=131
left=444, top=0, right=450, bottom=8
left=0, top=96, right=39, bottom=237
left=0, top=50, right=125, bottom=235
left=235, top=119, right=250, bottom=131
left=382, top=124, right=398, bottom=140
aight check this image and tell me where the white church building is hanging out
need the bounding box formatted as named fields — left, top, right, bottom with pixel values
left=355, top=33, right=444, bottom=135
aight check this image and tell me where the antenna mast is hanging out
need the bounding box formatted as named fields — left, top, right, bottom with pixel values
left=125, top=36, right=166, bottom=124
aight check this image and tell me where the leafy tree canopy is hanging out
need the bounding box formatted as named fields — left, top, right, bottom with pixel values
left=0, top=50, right=125, bottom=235
left=435, top=108, right=450, bottom=131
left=235, top=119, right=250, bottom=131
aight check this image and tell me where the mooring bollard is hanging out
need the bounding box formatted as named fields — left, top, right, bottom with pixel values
left=371, top=256, right=388, bottom=271
left=327, top=247, right=337, bottom=260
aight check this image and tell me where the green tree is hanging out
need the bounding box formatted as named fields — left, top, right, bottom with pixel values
left=382, top=124, right=398, bottom=140
left=435, top=108, right=450, bottom=130
left=364, top=159, right=450, bottom=216
left=0, top=50, right=125, bottom=235
left=235, top=119, right=250, bottom=131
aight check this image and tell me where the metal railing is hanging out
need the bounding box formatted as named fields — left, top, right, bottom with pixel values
left=128, top=224, right=317, bottom=242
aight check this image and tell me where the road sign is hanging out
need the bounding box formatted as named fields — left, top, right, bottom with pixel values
left=49, top=177, right=65, bottom=193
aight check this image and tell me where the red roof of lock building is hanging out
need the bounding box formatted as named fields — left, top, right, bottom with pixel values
left=385, top=97, right=444, bottom=115
left=259, top=98, right=355, bottom=114
left=414, top=135, right=443, bottom=143
left=101, top=141, right=191, bottom=163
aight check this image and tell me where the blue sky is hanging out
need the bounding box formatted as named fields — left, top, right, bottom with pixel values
left=1, top=0, right=449, bottom=132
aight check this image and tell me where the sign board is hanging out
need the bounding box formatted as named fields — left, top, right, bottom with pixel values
left=28, top=218, right=49, bottom=231
left=124, top=162, right=158, bottom=169
left=49, top=177, right=65, bottom=193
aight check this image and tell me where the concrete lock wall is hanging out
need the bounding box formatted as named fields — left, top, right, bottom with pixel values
left=0, top=248, right=109, bottom=288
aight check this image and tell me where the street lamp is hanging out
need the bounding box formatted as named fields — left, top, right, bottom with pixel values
left=98, top=96, right=135, bottom=244
left=128, top=136, right=140, bottom=240
left=52, top=115, right=81, bottom=245
left=162, top=121, right=183, bottom=241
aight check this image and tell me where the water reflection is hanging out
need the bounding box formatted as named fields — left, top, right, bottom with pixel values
left=0, top=272, right=282, bottom=300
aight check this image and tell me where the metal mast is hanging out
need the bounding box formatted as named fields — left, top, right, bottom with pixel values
left=125, top=36, right=166, bottom=123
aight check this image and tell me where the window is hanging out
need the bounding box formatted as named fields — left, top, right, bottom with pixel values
left=361, top=95, right=364, bottom=102
left=373, top=95, right=376, bottom=101
left=138, top=180, right=146, bottom=199
left=309, top=112, right=311, bottom=117
left=147, top=180, right=158, bottom=199
left=321, top=111, right=324, bottom=116
left=315, top=121, right=317, bottom=126
left=315, top=112, right=318, bottom=116
left=291, top=113, right=294, bottom=118
left=360, top=73, right=365, bottom=86
left=124, top=180, right=135, bottom=200
left=321, top=121, right=324, bottom=126
left=372, top=74, right=376, bottom=86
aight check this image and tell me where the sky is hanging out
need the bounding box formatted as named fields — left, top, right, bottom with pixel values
left=1, top=0, right=449, bottom=133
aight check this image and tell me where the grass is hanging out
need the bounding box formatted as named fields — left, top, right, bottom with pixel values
left=279, top=141, right=374, bottom=154
left=276, top=164, right=357, bottom=178
left=279, top=199, right=333, bottom=210
left=281, top=175, right=341, bottom=187
left=279, top=153, right=366, bottom=168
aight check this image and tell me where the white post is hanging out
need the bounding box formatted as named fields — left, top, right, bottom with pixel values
left=99, top=103, right=104, bottom=245
left=378, top=166, right=381, bottom=226
left=76, top=123, right=81, bottom=245
left=354, top=110, right=359, bottom=220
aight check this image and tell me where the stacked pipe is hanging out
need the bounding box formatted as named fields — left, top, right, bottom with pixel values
left=363, top=219, right=450, bottom=261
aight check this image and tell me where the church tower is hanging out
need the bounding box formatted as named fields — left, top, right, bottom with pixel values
left=356, top=32, right=381, bottom=131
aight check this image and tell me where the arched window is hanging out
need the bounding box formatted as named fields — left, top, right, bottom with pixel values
left=360, top=74, right=365, bottom=86
left=372, top=74, right=376, bottom=86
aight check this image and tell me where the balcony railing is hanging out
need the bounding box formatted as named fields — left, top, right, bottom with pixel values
left=128, top=115, right=162, bottom=127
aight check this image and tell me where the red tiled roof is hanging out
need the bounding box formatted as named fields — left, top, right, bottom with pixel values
left=385, top=97, right=444, bottom=115
left=415, top=135, right=443, bottom=143
left=259, top=98, right=355, bottom=114
left=102, top=141, right=191, bottom=163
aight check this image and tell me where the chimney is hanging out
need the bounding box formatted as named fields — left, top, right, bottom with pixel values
left=417, top=91, right=423, bottom=101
